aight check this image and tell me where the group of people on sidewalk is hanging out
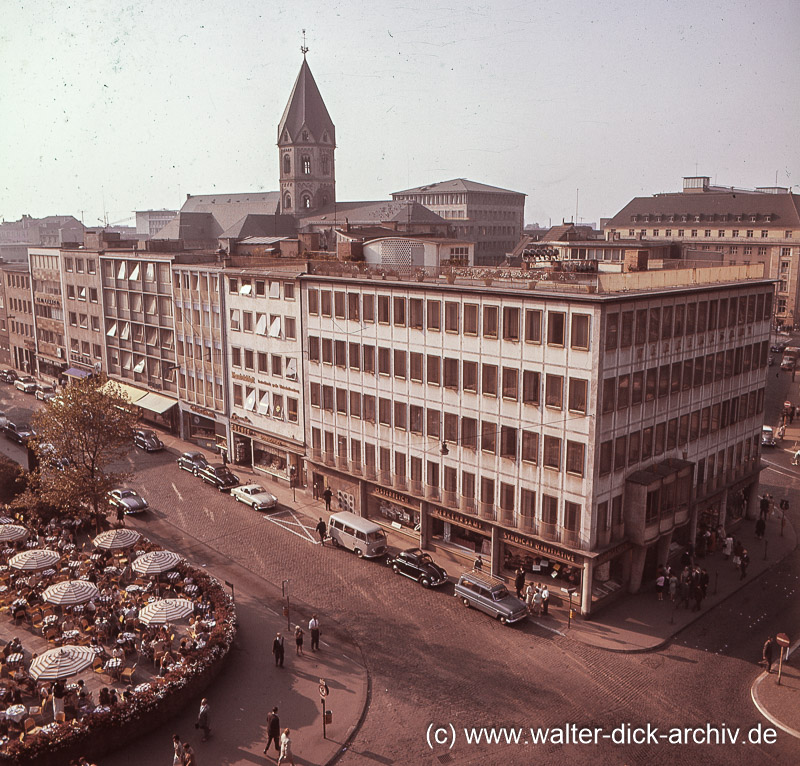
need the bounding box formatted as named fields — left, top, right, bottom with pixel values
left=514, top=567, right=550, bottom=616
left=171, top=697, right=211, bottom=764
left=272, top=614, right=322, bottom=666
left=655, top=561, right=709, bottom=611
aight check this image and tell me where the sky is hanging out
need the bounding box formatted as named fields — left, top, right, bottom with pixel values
left=2, top=0, right=799, bottom=228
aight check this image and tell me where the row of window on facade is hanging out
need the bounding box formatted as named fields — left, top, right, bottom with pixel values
left=179, top=374, right=223, bottom=402
left=66, top=285, right=99, bottom=302
left=282, top=152, right=330, bottom=176
left=232, top=385, right=299, bottom=423
left=229, top=311, right=296, bottom=339
left=307, top=289, right=592, bottom=348
left=311, top=429, right=584, bottom=533
left=309, top=348, right=588, bottom=409
left=5, top=274, right=29, bottom=289
left=63, top=257, right=96, bottom=274
left=105, top=321, right=175, bottom=346
left=310, top=391, right=586, bottom=474
left=227, top=277, right=295, bottom=300
left=604, top=292, right=771, bottom=351
left=101, top=261, right=171, bottom=283
left=601, top=341, right=768, bottom=414
left=599, top=391, right=764, bottom=476
left=623, top=226, right=793, bottom=239
left=231, top=347, right=298, bottom=380
left=106, top=292, right=173, bottom=316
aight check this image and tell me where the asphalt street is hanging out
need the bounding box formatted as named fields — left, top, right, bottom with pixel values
left=1, top=370, right=799, bottom=766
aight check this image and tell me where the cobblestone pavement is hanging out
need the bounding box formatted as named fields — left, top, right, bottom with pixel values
left=1, top=381, right=799, bottom=765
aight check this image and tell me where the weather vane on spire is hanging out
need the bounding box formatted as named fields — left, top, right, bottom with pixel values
left=301, top=29, right=309, bottom=58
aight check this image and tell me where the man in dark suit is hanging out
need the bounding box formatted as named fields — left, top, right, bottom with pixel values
left=263, top=707, right=281, bottom=755
left=272, top=633, right=285, bottom=667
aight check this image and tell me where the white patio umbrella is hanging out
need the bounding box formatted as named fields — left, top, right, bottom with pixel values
left=43, top=580, right=100, bottom=606
left=138, top=598, right=194, bottom=626
left=0, top=516, right=15, bottom=524
left=0, top=525, right=28, bottom=543
left=93, top=528, right=141, bottom=550
left=9, top=549, right=60, bottom=571
left=29, top=645, right=96, bottom=681
left=132, top=550, right=182, bottom=575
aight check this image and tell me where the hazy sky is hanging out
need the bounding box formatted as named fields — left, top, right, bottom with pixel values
left=2, top=0, right=799, bottom=228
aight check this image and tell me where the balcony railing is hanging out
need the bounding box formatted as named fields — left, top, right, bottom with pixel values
left=378, top=470, right=392, bottom=485
left=499, top=508, right=515, bottom=526
left=479, top=502, right=495, bottom=521
left=350, top=461, right=363, bottom=475
left=394, top=475, right=408, bottom=491
left=364, top=464, right=377, bottom=481
left=441, top=489, right=458, bottom=508
left=323, top=452, right=336, bottom=467
left=518, top=515, right=536, bottom=534
left=425, top=484, right=441, bottom=501
left=308, top=447, right=322, bottom=462
left=539, top=521, right=558, bottom=542
left=561, top=527, right=580, bottom=548
left=335, top=455, right=349, bottom=470
left=409, top=479, right=424, bottom=496
left=460, top=495, right=476, bottom=514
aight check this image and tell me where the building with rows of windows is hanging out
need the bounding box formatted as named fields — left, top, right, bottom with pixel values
left=302, top=262, right=770, bottom=615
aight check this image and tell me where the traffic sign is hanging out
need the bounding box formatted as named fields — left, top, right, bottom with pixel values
left=776, top=633, right=790, bottom=647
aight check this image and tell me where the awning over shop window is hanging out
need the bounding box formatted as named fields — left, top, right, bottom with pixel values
left=136, top=391, right=177, bottom=415
left=100, top=380, right=146, bottom=405
left=64, top=367, right=91, bottom=379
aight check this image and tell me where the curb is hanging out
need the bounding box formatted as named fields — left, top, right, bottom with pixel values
left=749, top=637, right=800, bottom=740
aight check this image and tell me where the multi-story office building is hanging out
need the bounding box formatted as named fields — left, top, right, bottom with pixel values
left=136, top=210, right=178, bottom=238
left=391, top=179, right=526, bottom=266
left=302, top=262, right=770, bottom=616
left=28, top=247, right=67, bottom=379
left=2, top=264, right=36, bottom=374
left=225, top=265, right=306, bottom=483
left=605, top=177, right=800, bottom=329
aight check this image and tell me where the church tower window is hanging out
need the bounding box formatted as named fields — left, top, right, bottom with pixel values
left=302, top=195, right=312, bottom=209
left=284, top=193, right=292, bottom=210
left=322, top=155, right=329, bottom=175
left=302, top=155, right=311, bottom=175
left=283, top=154, right=291, bottom=174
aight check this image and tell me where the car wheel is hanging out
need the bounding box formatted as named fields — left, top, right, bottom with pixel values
left=192, top=468, right=198, bottom=476
left=392, top=564, right=400, bottom=574
left=330, top=537, right=339, bottom=547
left=461, top=597, right=470, bottom=608
left=420, top=578, right=431, bottom=588
left=355, top=548, right=364, bottom=558
left=234, top=495, right=240, bottom=502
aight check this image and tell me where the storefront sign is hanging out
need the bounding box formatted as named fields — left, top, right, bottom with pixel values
left=429, top=506, right=486, bottom=532
left=189, top=404, right=218, bottom=420
left=371, top=486, right=420, bottom=510
left=501, top=530, right=578, bottom=563
left=231, top=423, right=303, bottom=452
left=232, top=371, right=255, bottom=384
left=593, top=540, right=631, bottom=566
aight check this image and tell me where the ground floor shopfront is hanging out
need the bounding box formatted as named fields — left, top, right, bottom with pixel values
left=180, top=405, right=228, bottom=454
left=101, top=379, right=179, bottom=434
left=230, top=421, right=304, bottom=489
left=306, top=461, right=630, bottom=617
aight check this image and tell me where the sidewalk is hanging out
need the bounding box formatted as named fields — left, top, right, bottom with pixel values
left=751, top=639, right=800, bottom=741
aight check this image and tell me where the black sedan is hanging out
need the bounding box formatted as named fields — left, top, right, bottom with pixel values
left=133, top=428, right=164, bottom=452
left=197, top=464, right=240, bottom=491
left=177, top=451, right=210, bottom=475
left=386, top=548, right=448, bottom=588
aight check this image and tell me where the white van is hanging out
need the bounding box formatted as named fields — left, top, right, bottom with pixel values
left=328, top=511, right=387, bottom=558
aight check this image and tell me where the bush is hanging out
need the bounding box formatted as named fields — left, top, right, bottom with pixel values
left=0, top=454, right=25, bottom=504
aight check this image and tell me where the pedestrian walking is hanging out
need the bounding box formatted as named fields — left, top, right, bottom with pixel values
left=514, top=567, right=525, bottom=599
left=532, top=586, right=543, bottom=616
left=755, top=517, right=766, bottom=540
left=739, top=549, right=750, bottom=580
left=116, top=503, right=125, bottom=527
left=172, top=734, right=186, bottom=766
left=196, top=697, right=211, bottom=741
left=272, top=633, right=285, bottom=667
left=759, top=495, right=770, bottom=521
left=524, top=583, right=534, bottom=613
left=668, top=574, right=678, bottom=602
left=723, top=535, right=733, bottom=560
left=540, top=585, right=550, bottom=615
left=655, top=572, right=666, bottom=601
left=473, top=555, right=483, bottom=572
left=323, top=486, right=333, bottom=512
left=762, top=636, right=775, bottom=673
left=263, top=707, right=281, bottom=755
left=294, top=624, right=304, bottom=656
left=315, top=517, right=327, bottom=545
left=183, top=743, right=197, bottom=766
left=278, top=728, right=296, bottom=766
left=309, top=614, right=320, bottom=651
left=792, top=449, right=800, bottom=466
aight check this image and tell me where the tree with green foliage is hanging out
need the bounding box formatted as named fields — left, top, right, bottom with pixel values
left=26, top=375, right=139, bottom=527
left=0, top=453, right=25, bottom=505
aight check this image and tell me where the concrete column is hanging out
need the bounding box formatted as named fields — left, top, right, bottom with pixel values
left=745, top=483, right=759, bottom=520
left=656, top=531, right=673, bottom=569
left=419, top=501, right=431, bottom=550
left=580, top=558, right=594, bottom=616
left=358, top=478, right=370, bottom=518
left=490, top=526, right=502, bottom=578
left=628, top=544, right=648, bottom=593
left=718, top=492, right=728, bottom=530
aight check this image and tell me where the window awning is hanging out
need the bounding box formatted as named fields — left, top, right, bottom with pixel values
left=136, top=391, right=177, bottom=415
left=100, top=380, right=146, bottom=404
left=64, top=367, right=91, bottom=379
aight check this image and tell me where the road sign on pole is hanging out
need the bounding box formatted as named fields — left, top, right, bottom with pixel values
left=776, top=633, right=790, bottom=685
left=319, top=679, right=330, bottom=738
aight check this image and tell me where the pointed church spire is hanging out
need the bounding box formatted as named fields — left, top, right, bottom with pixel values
left=277, top=57, right=335, bottom=147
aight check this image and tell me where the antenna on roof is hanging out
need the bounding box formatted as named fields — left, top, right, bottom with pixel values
left=301, top=29, right=309, bottom=58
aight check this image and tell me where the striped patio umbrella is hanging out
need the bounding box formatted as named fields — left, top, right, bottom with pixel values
left=93, top=528, right=142, bottom=550
left=0, top=525, right=28, bottom=543
left=138, top=598, right=194, bottom=626
left=0, top=516, right=15, bottom=524
left=43, top=580, right=100, bottom=606
left=29, top=645, right=96, bottom=681
left=9, top=549, right=60, bottom=571
left=132, top=550, right=182, bottom=575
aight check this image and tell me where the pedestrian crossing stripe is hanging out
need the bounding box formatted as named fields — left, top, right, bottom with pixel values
left=262, top=508, right=318, bottom=543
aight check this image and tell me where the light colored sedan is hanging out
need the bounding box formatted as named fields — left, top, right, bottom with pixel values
left=230, top=484, right=278, bottom=511
left=108, top=488, right=149, bottom=515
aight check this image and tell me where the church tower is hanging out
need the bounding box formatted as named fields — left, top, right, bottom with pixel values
left=278, top=53, right=336, bottom=216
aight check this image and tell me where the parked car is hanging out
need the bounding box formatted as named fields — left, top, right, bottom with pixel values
left=231, top=483, right=278, bottom=510
left=14, top=376, right=37, bottom=394
left=0, top=410, right=7, bottom=430
left=328, top=511, right=387, bottom=558
left=108, top=488, right=149, bottom=515
left=133, top=428, right=164, bottom=452
left=761, top=425, right=777, bottom=448
left=0, top=370, right=18, bottom=384
left=386, top=548, right=448, bottom=588
left=453, top=571, right=529, bottom=625
left=35, top=384, right=56, bottom=401
left=39, top=442, right=70, bottom=470
left=4, top=422, right=34, bottom=445
left=197, top=464, right=240, bottom=491
left=176, top=451, right=210, bottom=474
left=771, top=342, right=787, bottom=353
left=780, top=357, right=796, bottom=371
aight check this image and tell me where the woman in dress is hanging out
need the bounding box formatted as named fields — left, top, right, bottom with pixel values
left=278, top=728, right=295, bottom=765
left=294, top=625, right=305, bottom=656
left=524, top=583, right=534, bottom=613
left=172, top=734, right=185, bottom=766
